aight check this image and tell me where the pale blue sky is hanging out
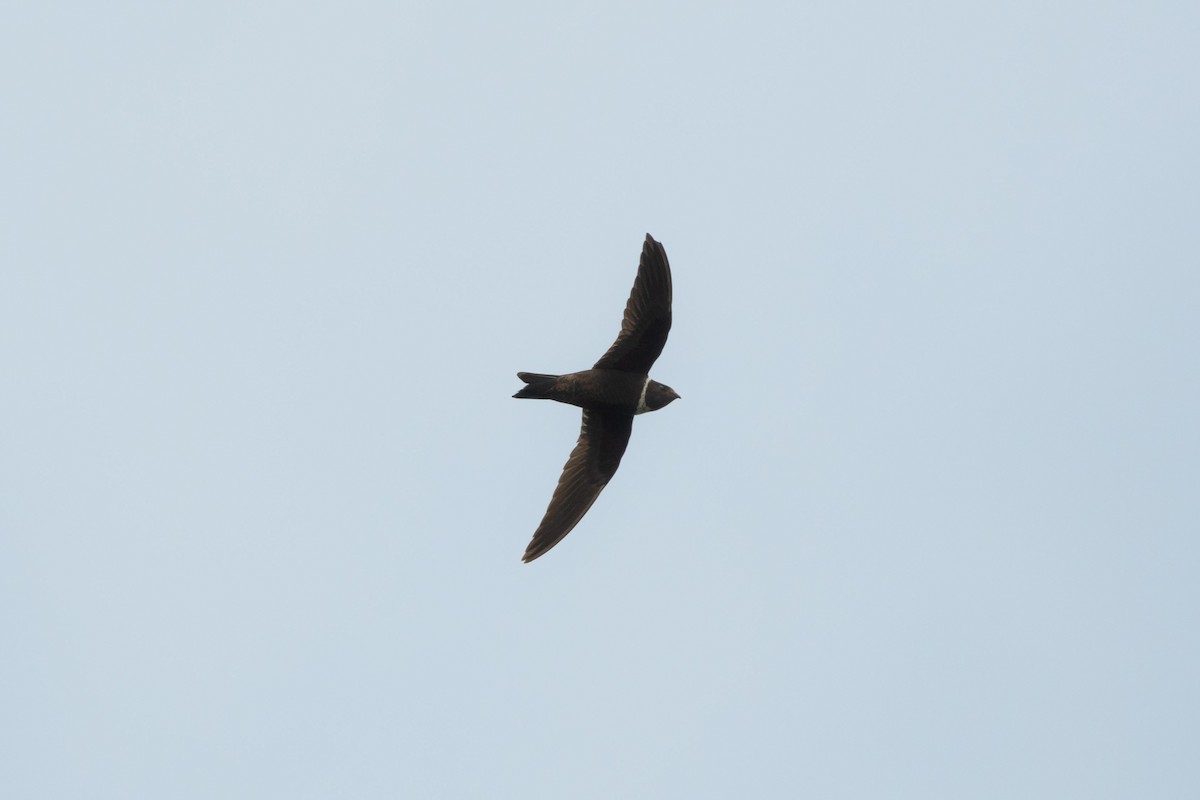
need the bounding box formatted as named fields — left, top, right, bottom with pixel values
left=3, top=2, right=1198, bottom=798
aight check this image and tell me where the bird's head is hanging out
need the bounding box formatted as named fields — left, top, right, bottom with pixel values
left=642, top=380, right=680, bottom=413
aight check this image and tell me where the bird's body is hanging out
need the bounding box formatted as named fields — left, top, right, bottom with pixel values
left=513, top=370, right=677, bottom=416
left=513, top=234, right=679, bottom=563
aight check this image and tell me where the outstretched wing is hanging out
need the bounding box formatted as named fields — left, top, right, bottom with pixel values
left=522, top=410, right=634, bottom=563
left=593, top=234, right=673, bottom=374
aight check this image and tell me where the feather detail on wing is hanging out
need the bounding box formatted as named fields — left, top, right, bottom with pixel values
left=522, top=410, right=634, bottom=562
left=593, top=234, right=673, bottom=374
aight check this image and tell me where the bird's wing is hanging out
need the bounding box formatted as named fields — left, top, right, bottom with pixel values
left=522, top=410, right=634, bottom=563
left=593, top=234, right=673, bottom=374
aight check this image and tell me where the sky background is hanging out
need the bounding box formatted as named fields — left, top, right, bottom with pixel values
left=3, top=2, right=1198, bottom=798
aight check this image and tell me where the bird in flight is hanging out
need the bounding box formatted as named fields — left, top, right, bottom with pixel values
left=513, top=233, right=679, bottom=563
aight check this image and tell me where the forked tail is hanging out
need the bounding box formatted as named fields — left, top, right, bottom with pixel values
left=513, top=372, right=560, bottom=399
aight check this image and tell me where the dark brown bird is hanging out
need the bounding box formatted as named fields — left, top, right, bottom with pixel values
left=513, top=233, right=679, bottom=562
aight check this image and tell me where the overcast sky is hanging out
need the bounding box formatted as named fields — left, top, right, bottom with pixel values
left=3, top=2, right=1198, bottom=798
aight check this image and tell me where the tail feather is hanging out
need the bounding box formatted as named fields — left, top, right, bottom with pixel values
left=513, top=372, right=559, bottom=399
left=517, top=372, right=559, bottom=383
